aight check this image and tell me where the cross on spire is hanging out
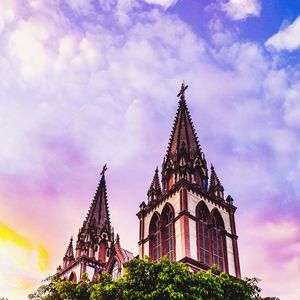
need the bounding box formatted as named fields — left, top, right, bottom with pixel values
left=177, top=81, right=188, bottom=100
left=100, top=164, right=108, bottom=176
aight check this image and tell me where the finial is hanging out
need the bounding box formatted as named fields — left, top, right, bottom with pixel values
left=100, top=164, right=108, bottom=176
left=177, top=81, right=188, bottom=100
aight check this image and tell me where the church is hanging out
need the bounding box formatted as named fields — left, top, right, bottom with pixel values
left=56, top=83, right=241, bottom=282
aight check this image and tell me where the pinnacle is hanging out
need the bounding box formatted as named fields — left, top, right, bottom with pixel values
left=64, top=236, right=74, bottom=258
left=116, top=233, right=120, bottom=243
left=147, top=167, right=162, bottom=202
left=209, top=164, right=224, bottom=198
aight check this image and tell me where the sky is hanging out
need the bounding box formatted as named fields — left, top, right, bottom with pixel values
left=0, top=0, right=300, bottom=299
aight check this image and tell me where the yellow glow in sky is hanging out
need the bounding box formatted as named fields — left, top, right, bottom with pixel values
left=0, top=222, right=50, bottom=300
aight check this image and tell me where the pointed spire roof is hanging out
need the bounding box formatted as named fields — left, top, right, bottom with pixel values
left=147, top=167, right=162, bottom=202
left=83, top=164, right=111, bottom=231
left=209, top=165, right=224, bottom=198
left=166, top=82, right=201, bottom=160
left=64, top=236, right=74, bottom=259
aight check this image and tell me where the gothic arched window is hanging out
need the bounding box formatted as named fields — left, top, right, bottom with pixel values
left=211, top=210, right=225, bottom=272
left=161, top=204, right=174, bottom=261
left=149, top=213, right=161, bottom=262
left=196, top=202, right=210, bottom=266
left=69, top=271, right=77, bottom=283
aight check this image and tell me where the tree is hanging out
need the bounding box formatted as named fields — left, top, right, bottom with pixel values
left=29, top=257, right=280, bottom=300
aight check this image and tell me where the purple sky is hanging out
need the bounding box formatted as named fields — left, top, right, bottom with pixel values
left=0, top=0, right=300, bottom=299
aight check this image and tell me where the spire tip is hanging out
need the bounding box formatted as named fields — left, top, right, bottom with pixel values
left=100, top=163, right=108, bottom=176
left=177, top=81, right=188, bottom=99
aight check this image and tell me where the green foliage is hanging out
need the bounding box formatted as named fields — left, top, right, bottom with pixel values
left=28, top=258, right=279, bottom=300
left=28, top=275, right=61, bottom=300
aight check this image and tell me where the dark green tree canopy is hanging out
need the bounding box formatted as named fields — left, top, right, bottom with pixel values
left=28, top=257, right=279, bottom=300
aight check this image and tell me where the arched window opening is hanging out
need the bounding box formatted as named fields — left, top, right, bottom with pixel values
left=196, top=203, right=210, bottom=266
left=110, top=258, right=120, bottom=280
left=211, top=211, right=225, bottom=272
left=149, top=213, right=161, bottom=262
left=69, top=271, right=77, bottom=283
left=161, top=205, right=174, bottom=261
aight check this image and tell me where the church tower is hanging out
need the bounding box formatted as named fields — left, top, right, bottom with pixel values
left=137, top=83, right=241, bottom=278
left=57, top=165, right=133, bottom=282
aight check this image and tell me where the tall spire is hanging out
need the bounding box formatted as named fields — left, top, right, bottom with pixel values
left=147, top=167, right=162, bottom=203
left=83, top=164, right=111, bottom=231
left=166, top=82, right=202, bottom=160
left=162, top=82, right=208, bottom=192
left=209, top=165, right=224, bottom=199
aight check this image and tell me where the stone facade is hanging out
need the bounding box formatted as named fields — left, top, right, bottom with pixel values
left=137, top=84, right=241, bottom=278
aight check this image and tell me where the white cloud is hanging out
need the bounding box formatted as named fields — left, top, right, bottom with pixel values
left=284, top=81, right=300, bottom=128
left=65, top=0, right=94, bottom=15
left=263, top=69, right=287, bottom=101
left=8, top=19, right=52, bottom=76
left=221, top=0, right=261, bottom=20
left=0, top=0, right=16, bottom=32
left=266, top=16, right=300, bottom=51
left=209, top=17, right=237, bottom=46
left=144, top=0, right=178, bottom=9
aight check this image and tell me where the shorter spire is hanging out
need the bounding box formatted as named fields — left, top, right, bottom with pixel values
left=82, top=163, right=111, bottom=232
left=147, top=167, right=162, bottom=203
left=209, top=164, right=224, bottom=199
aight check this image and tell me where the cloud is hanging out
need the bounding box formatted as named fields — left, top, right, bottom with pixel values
left=240, top=216, right=300, bottom=298
left=266, top=16, right=300, bottom=51
left=221, top=0, right=262, bottom=20
left=144, top=0, right=179, bottom=9
left=0, top=1, right=299, bottom=300
left=0, top=0, right=16, bottom=32
left=64, top=0, right=94, bottom=15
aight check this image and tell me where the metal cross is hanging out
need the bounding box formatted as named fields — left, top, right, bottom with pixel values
left=177, top=81, right=188, bottom=99
left=100, top=164, right=108, bottom=176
